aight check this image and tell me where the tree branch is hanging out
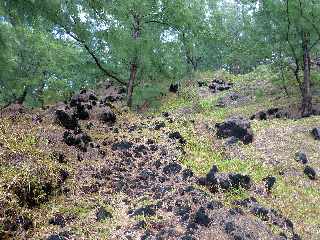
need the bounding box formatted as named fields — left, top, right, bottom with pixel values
left=64, top=30, right=126, bottom=85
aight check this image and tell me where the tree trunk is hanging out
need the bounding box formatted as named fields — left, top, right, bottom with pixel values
left=301, top=32, right=312, bottom=117
left=16, top=86, right=28, bottom=105
left=127, top=63, right=137, bottom=107
left=280, top=67, right=290, bottom=97
left=37, top=80, right=46, bottom=109
left=127, top=14, right=141, bottom=107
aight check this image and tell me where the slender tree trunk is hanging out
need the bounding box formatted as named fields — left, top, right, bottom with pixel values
left=127, top=63, right=137, bottom=107
left=127, top=14, right=141, bottom=107
left=280, top=65, right=290, bottom=97
left=191, top=57, right=201, bottom=72
left=301, top=32, right=312, bottom=117
left=37, top=81, right=46, bottom=109
left=16, top=86, right=28, bottom=105
left=191, top=60, right=197, bottom=72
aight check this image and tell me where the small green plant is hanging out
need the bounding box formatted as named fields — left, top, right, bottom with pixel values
left=255, top=89, right=264, bottom=100
left=224, top=187, right=250, bottom=204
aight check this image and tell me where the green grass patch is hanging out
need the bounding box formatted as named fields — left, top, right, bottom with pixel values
left=133, top=83, right=169, bottom=110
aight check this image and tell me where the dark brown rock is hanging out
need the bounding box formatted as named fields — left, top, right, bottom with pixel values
left=216, top=117, right=253, bottom=144
left=55, top=109, right=78, bottom=130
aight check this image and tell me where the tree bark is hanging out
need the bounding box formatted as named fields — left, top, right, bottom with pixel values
left=301, top=31, right=313, bottom=117
left=37, top=80, right=46, bottom=109
left=16, top=86, right=28, bottom=105
left=127, top=63, right=137, bottom=107
left=127, top=14, right=141, bottom=107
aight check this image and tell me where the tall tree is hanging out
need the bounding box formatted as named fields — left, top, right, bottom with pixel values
left=255, top=0, right=320, bottom=116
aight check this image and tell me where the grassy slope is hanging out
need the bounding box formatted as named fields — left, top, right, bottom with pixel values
left=148, top=68, right=320, bottom=239
left=0, top=66, right=319, bottom=239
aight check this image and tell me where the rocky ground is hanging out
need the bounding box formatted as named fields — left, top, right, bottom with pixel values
left=0, top=72, right=319, bottom=239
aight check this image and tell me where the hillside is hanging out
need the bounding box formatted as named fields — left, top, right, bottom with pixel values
left=1, top=70, right=319, bottom=240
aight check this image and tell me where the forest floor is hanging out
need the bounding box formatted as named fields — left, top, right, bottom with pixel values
left=0, top=69, right=319, bottom=240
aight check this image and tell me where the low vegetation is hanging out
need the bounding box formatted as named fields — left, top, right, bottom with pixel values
left=1, top=0, right=320, bottom=239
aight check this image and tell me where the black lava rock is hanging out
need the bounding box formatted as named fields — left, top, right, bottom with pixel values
left=198, top=177, right=207, bottom=186
left=52, top=151, right=66, bottom=164
left=251, top=108, right=286, bottom=121
left=63, top=131, right=92, bottom=152
left=47, top=235, right=63, bottom=240
left=206, top=165, right=218, bottom=184
left=134, top=145, right=148, bottom=155
left=146, top=139, right=155, bottom=145
left=216, top=117, right=253, bottom=144
left=135, top=220, right=147, bottom=229
left=292, top=233, right=302, bottom=240
left=251, top=206, right=269, bottom=221
left=197, top=81, right=207, bottom=87
left=16, top=216, right=33, bottom=230
left=229, top=173, right=251, bottom=190
left=304, top=166, right=317, bottom=180
left=70, top=89, right=97, bottom=107
left=163, top=112, right=170, bottom=118
left=154, top=122, right=166, bottom=130
left=225, top=136, right=239, bottom=146
left=63, top=131, right=77, bottom=146
left=132, top=205, right=156, bottom=217
left=181, top=235, right=196, bottom=240
left=75, top=104, right=90, bottom=120
left=182, top=169, right=194, bottom=180
left=55, top=109, right=78, bottom=130
left=311, top=128, right=320, bottom=140
left=47, top=233, right=69, bottom=240
left=49, top=214, right=65, bottom=227
left=194, top=207, right=210, bottom=227
left=208, top=79, right=232, bottom=92
left=163, top=163, right=182, bottom=175
left=205, top=167, right=251, bottom=192
left=169, top=83, right=179, bottom=93
left=96, top=207, right=112, bottom=221
left=263, top=176, right=276, bottom=192
left=224, top=221, right=236, bottom=234
left=267, top=108, right=280, bottom=115
left=112, top=141, right=133, bottom=151
left=295, top=152, right=308, bottom=164
left=207, top=201, right=223, bottom=210
left=98, top=107, right=116, bottom=124
left=59, top=169, right=69, bottom=183
left=256, top=111, right=267, bottom=120
left=169, top=132, right=186, bottom=144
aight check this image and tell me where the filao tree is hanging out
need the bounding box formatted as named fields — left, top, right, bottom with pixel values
left=2, top=0, right=210, bottom=107
left=255, top=0, right=320, bottom=116
left=0, top=1, right=103, bottom=107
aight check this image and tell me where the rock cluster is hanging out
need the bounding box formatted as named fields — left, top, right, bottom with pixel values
left=55, top=89, right=117, bottom=129
left=215, top=92, right=249, bottom=108
left=208, top=79, right=233, bottom=93
left=295, top=151, right=317, bottom=180
left=199, top=165, right=252, bottom=192
left=234, top=197, right=301, bottom=239
left=250, top=108, right=288, bottom=120
left=54, top=87, right=119, bottom=152
left=216, top=117, right=253, bottom=144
